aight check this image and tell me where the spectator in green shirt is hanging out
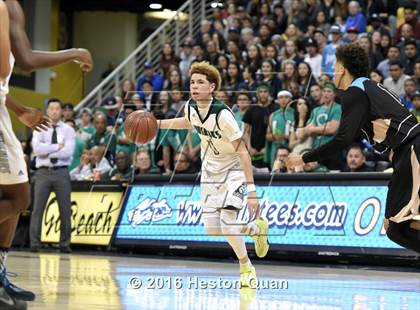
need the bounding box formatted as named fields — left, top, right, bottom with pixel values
left=300, top=82, right=343, bottom=169
left=65, top=119, right=86, bottom=171
left=265, top=90, right=295, bottom=168
left=116, top=103, right=136, bottom=155
left=86, top=113, right=117, bottom=165
left=76, top=107, right=95, bottom=142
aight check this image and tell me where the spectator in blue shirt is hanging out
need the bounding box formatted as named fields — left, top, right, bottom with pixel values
left=137, top=61, right=164, bottom=97
left=345, top=1, right=366, bottom=33
left=322, top=25, right=343, bottom=78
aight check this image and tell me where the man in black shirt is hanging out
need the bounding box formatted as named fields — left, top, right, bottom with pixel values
left=287, top=44, right=420, bottom=253
left=243, top=83, right=278, bottom=168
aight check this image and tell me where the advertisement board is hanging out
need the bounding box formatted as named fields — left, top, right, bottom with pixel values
left=41, top=191, right=123, bottom=245
left=115, top=184, right=404, bottom=251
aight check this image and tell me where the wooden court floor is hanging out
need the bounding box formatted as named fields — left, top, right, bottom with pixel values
left=5, top=251, right=420, bottom=309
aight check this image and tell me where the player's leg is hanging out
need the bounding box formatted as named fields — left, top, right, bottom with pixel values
left=29, top=170, right=53, bottom=251
left=0, top=183, right=30, bottom=224
left=51, top=169, right=72, bottom=252
left=385, top=219, right=420, bottom=253
left=226, top=173, right=269, bottom=258
left=385, top=140, right=420, bottom=253
left=0, top=183, right=35, bottom=302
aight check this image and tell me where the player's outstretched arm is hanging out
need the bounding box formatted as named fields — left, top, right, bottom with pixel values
left=0, top=1, right=11, bottom=80
left=158, top=117, right=192, bottom=130
left=6, top=0, right=93, bottom=72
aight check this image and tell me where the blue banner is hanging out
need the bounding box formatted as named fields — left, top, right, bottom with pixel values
left=115, top=185, right=402, bottom=249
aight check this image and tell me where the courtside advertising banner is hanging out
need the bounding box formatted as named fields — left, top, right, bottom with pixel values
left=115, top=185, right=403, bottom=250
left=41, top=192, right=124, bottom=245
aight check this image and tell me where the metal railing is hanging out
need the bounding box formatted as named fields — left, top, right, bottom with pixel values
left=75, top=0, right=214, bottom=111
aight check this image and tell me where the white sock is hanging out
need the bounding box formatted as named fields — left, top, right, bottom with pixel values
left=0, top=249, right=7, bottom=274
left=245, top=221, right=260, bottom=236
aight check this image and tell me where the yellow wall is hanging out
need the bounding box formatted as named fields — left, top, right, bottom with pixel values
left=9, top=0, right=83, bottom=139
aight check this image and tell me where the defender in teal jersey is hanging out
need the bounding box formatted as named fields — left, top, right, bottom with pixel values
left=158, top=62, right=269, bottom=288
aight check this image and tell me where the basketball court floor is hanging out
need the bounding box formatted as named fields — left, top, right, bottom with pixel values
left=7, top=252, right=420, bottom=309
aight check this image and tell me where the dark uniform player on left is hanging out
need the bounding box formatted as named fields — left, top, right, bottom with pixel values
left=0, top=0, right=93, bottom=308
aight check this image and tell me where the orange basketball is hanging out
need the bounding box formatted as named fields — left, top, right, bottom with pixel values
left=124, top=111, right=158, bottom=144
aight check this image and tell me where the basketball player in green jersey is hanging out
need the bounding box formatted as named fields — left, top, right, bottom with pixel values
left=158, top=61, right=269, bottom=288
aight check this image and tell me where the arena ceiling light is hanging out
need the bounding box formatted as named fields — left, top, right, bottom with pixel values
left=149, top=3, right=162, bottom=10
left=210, top=2, right=223, bottom=8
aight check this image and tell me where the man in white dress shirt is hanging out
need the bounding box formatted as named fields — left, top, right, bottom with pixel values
left=30, top=99, right=76, bottom=253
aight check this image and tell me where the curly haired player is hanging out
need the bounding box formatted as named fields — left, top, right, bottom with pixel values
left=287, top=44, right=420, bottom=253
left=158, top=61, right=269, bottom=288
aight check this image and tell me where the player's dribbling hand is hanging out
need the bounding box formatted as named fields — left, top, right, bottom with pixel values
left=19, top=107, right=51, bottom=131
left=286, top=155, right=304, bottom=171
left=247, top=191, right=260, bottom=219
left=74, top=48, right=93, bottom=72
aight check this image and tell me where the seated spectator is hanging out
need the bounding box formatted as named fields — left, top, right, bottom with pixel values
left=369, top=69, right=384, bottom=84
left=90, top=145, right=112, bottom=179
left=233, top=92, right=251, bottom=132
left=225, top=61, right=243, bottom=94
left=164, top=68, right=184, bottom=91
left=383, top=61, right=410, bottom=97
left=134, top=150, right=161, bottom=177
left=308, top=84, right=322, bottom=108
left=179, top=40, right=195, bottom=83
left=400, top=78, right=418, bottom=110
left=107, top=151, right=134, bottom=181
left=214, top=90, right=231, bottom=107
left=76, top=107, right=95, bottom=142
left=137, top=61, right=164, bottom=97
left=303, top=38, right=322, bottom=80
left=377, top=45, right=400, bottom=78
left=258, top=60, right=282, bottom=98
left=289, top=97, right=313, bottom=154
left=345, top=27, right=359, bottom=44
left=120, top=78, right=136, bottom=100
left=173, top=152, right=198, bottom=174
left=116, top=103, right=136, bottom=155
left=401, top=39, right=417, bottom=76
left=341, top=144, right=375, bottom=172
left=86, top=113, right=116, bottom=165
left=62, top=103, right=75, bottom=122
left=414, top=59, right=420, bottom=90
left=64, top=119, right=86, bottom=171
left=160, top=42, right=180, bottom=79
left=300, top=82, right=342, bottom=170
left=271, top=146, right=290, bottom=173
left=345, top=1, right=366, bottom=33
left=140, top=80, right=159, bottom=112
left=297, top=62, right=317, bottom=95
left=170, top=89, right=186, bottom=115
left=321, top=25, right=343, bottom=78
left=265, top=90, right=295, bottom=168
left=280, top=59, right=297, bottom=92
left=410, top=93, right=420, bottom=122
left=101, top=96, right=119, bottom=127
left=130, top=93, right=145, bottom=111
left=70, top=149, right=93, bottom=181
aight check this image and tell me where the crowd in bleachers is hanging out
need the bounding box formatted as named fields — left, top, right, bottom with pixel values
left=26, top=0, right=420, bottom=180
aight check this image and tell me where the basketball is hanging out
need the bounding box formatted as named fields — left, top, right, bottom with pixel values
left=124, top=111, right=158, bottom=144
